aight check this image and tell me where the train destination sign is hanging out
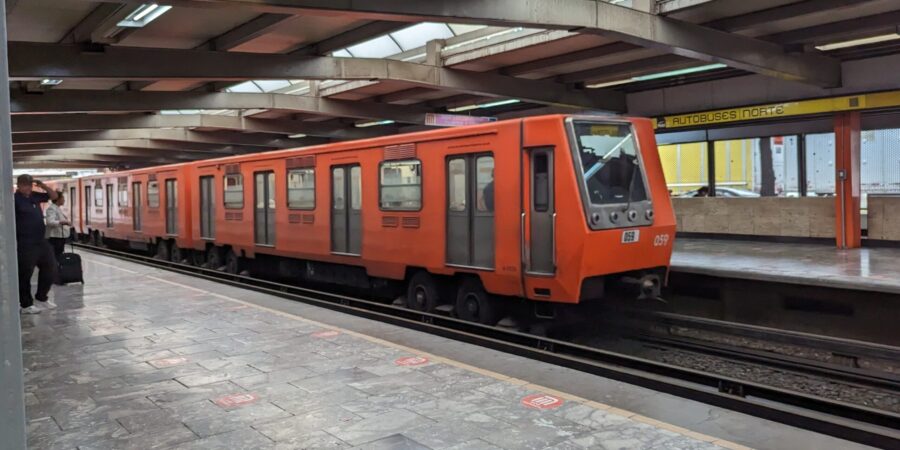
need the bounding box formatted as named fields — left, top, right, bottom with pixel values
left=656, top=89, right=900, bottom=129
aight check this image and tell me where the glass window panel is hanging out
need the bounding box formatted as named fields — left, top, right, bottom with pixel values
left=380, top=160, right=421, bottom=210
left=224, top=174, right=244, bottom=209
left=332, top=49, right=353, bottom=58
left=657, top=142, right=707, bottom=196
left=267, top=172, right=276, bottom=210
left=476, top=156, right=495, bottom=212
left=118, top=180, right=128, bottom=206
left=350, top=166, right=362, bottom=211
left=572, top=122, right=647, bottom=205
left=227, top=81, right=263, bottom=93
left=390, top=23, right=454, bottom=51
left=254, top=80, right=291, bottom=92
left=147, top=181, right=159, bottom=208
left=94, top=182, right=104, bottom=206
left=332, top=168, right=345, bottom=210
left=805, top=133, right=836, bottom=196
left=861, top=128, right=900, bottom=211
left=287, top=168, right=315, bottom=209
left=448, top=158, right=467, bottom=211
left=346, top=35, right=402, bottom=58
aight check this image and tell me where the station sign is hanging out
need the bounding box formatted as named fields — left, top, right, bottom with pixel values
left=425, top=113, right=497, bottom=127
left=656, top=89, right=900, bottom=129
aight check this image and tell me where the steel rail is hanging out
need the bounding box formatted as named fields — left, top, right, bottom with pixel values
left=76, top=244, right=900, bottom=448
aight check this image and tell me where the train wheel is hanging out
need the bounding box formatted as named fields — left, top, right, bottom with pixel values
left=224, top=249, right=241, bottom=274
left=190, top=250, right=206, bottom=267
left=406, top=271, right=440, bottom=312
left=170, top=245, right=183, bottom=264
left=455, top=278, right=500, bottom=325
left=207, top=247, right=224, bottom=270
left=155, top=241, right=170, bottom=261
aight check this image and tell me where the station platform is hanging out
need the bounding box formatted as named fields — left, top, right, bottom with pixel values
left=671, top=238, right=900, bottom=295
left=22, top=252, right=873, bottom=450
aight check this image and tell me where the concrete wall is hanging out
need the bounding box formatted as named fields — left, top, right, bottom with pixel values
left=866, top=195, right=900, bottom=241
left=672, top=197, right=835, bottom=238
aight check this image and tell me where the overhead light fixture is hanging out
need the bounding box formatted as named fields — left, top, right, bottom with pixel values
left=288, top=133, right=307, bottom=139
left=355, top=120, right=395, bottom=128
left=40, top=79, right=63, bottom=86
left=117, top=4, right=173, bottom=28
left=447, top=99, right=520, bottom=112
left=815, top=33, right=900, bottom=51
left=585, top=63, right=727, bottom=89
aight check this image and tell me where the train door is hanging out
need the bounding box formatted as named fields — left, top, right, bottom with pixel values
left=527, top=148, right=555, bottom=274
left=445, top=153, right=495, bottom=269
left=105, top=184, right=113, bottom=228
left=132, top=182, right=142, bottom=231
left=331, top=164, right=361, bottom=255
left=165, top=179, right=177, bottom=235
left=199, top=176, right=215, bottom=240
left=84, top=185, right=91, bottom=225
left=253, top=171, right=275, bottom=246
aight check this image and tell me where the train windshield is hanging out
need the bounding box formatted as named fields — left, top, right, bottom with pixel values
left=572, top=122, right=647, bottom=206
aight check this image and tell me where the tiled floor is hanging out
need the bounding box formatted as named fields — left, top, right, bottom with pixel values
left=672, top=238, right=900, bottom=294
left=20, top=252, right=872, bottom=450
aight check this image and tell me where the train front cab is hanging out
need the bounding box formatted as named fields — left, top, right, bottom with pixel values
left=516, top=115, right=675, bottom=311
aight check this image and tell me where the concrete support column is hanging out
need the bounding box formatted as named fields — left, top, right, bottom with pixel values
left=0, top=0, right=28, bottom=446
left=834, top=111, right=862, bottom=249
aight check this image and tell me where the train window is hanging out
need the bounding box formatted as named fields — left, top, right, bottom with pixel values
left=224, top=174, right=244, bottom=209
left=332, top=168, right=345, bottom=210
left=573, top=122, right=647, bottom=205
left=476, top=156, right=495, bottom=212
left=448, top=158, right=466, bottom=211
left=287, top=168, right=315, bottom=210
left=94, top=181, right=103, bottom=207
left=350, top=166, right=361, bottom=211
left=147, top=181, right=160, bottom=208
left=379, top=160, right=421, bottom=210
left=117, top=178, right=128, bottom=207
left=533, top=153, right=549, bottom=212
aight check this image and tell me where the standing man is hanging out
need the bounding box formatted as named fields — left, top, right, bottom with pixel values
left=14, top=174, right=59, bottom=314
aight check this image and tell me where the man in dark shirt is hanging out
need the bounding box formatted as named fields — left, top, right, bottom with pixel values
left=15, top=174, right=59, bottom=314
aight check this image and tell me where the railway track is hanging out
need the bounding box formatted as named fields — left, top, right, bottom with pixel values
left=76, top=243, right=900, bottom=448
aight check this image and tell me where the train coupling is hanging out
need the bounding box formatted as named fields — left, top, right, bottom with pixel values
left=621, top=273, right=664, bottom=302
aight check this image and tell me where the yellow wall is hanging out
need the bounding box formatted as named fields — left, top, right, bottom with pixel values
left=658, top=140, right=755, bottom=193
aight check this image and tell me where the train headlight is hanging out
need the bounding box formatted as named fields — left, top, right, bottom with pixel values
left=645, top=209, right=654, bottom=220
left=609, top=211, right=619, bottom=222
left=627, top=210, right=638, bottom=221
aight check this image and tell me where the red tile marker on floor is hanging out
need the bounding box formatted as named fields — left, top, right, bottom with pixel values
left=521, top=394, right=564, bottom=410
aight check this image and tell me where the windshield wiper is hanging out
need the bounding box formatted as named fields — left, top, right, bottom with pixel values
left=583, top=134, right=633, bottom=180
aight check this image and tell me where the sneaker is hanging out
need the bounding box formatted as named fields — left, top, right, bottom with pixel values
left=20, top=306, right=42, bottom=314
left=37, top=299, right=58, bottom=310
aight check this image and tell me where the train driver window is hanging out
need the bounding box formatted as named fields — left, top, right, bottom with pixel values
left=476, top=156, right=495, bottom=212
left=287, top=168, right=315, bottom=209
left=147, top=181, right=160, bottom=208
left=94, top=181, right=104, bottom=207
left=379, top=160, right=421, bottom=210
left=224, top=174, right=244, bottom=209
left=573, top=122, right=647, bottom=205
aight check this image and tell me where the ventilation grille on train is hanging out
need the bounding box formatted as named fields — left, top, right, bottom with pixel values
left=401, top=217, right=420, bottom=228
left=382, top=216, right=399, bottom=228
left=384, top=143, right=416, bottom=160
left=224, top=164, right=241, bottom=175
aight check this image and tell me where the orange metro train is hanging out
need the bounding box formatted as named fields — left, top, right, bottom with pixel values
left=47, top=115, right=676, bottom=324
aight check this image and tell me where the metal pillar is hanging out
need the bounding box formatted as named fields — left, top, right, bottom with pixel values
left=0, top=0, right=28, bottom=447
left=798, top=134, right=808, bottom=197
left=706, top=140, right=716, bottom=196
left=834, top=112, right=862, bottom=249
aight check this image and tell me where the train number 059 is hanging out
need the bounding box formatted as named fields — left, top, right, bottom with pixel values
left=653, top=234, right=670, bottom=247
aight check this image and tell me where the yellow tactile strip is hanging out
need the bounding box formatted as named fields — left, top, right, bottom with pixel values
left=87, top=256, right=752, bottom=450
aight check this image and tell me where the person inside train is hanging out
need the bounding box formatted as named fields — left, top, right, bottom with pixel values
left=479, top=169, right=495, bottom=212
left=15, top=174, right=59, bottom=314
left=45, top=191, right=71, bottom=266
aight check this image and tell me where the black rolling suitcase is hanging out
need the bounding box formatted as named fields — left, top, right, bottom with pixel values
left=58, top=242, right=84, bottom=284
